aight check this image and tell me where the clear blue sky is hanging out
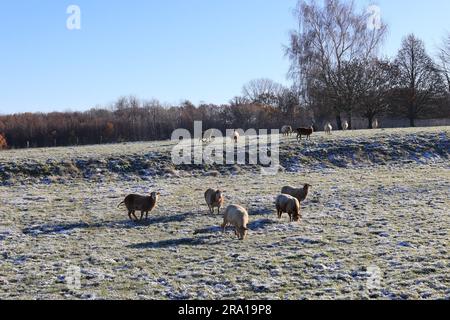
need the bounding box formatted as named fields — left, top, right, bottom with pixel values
left=0, top=0, right=449, bottom=114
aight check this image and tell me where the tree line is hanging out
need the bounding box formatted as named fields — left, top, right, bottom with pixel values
left=286, top=0, right=450, bottom=129
left=0, top=97, right=307, bottom=149
left=1, top=0, right=449, bottom=150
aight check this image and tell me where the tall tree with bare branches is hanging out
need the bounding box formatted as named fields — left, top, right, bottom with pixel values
left=242, top=78, right=284, bottom=107
left=357, top=59, right=399, bottom=128
left=438, top=33, right=450, bottom=93
left=286, top=0, right=388, bottom=129
left=395, top=34, right=445, bottom=127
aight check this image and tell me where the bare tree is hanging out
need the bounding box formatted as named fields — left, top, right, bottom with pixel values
left=229, top=96, right=250, bottom=107
left=286, top=0, right=388, bottom=129
left=395, top=34, right=445, bottom=127
left=277, top=87, right=301, bottom=115
left=357, top=59, right=399, bottom=128
left=438, top=33, right=450, bottom=92
left=242, top=78, right=284, bottom=107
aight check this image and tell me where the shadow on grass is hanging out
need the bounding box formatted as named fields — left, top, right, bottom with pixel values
left=128, top=235, right=220, bottom=249
left=248, top=219, right=278, bottom=230
left=23, top=222, right=94, bottom=236
left=114, top=212, right=191, bottom=228
left=129, top=219, right=279, bottom=250
left=193, top=219, right=277, bottom=236
left=22, top=212, right=192, bottom=236
left=193, top=226, right=222, bottom=235
left=249, top=207, right=273, bottom=216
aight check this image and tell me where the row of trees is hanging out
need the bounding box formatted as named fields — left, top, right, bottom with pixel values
left=285, top=0, right=450, bottom=129
left=0, top=97, right=309, bottom=149
left=1, top=75, right=448, bottom=150
left=1, top=0, right=449, bottom=149
left=439, top=32, right=450, bottom=92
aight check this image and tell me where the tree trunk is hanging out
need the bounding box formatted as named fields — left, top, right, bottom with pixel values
left=348, top=111, right=353, bottom=130
left=445, top=74, right=450, bottom=94
left=409, top=105, right=416, bottom=127
left=408, top=101, right=416, bottom=127
left=335, top=115, right=342, bottom=131
left=368, top=116, right=373, bottom=129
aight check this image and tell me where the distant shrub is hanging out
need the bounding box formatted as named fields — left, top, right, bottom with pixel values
left=0, top=133, right=7, bottom=150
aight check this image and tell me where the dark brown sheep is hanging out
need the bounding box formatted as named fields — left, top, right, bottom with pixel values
left=118, top=192, right=160, bottom=221
left=296, top=127, right=314, bottom=141
left=204, top=189, right=225, bottom=214
left=276, top=194, right=301, bottom=222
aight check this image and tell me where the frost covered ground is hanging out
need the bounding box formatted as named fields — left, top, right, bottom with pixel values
left=0, top=127, right=449, bottom=300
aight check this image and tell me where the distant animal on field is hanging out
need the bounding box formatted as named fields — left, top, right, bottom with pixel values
left=204, top=189, right=225, bottom=214
left=275, top=194, right=301, bottom=222
left=342, top=121, right=349, bottom=131
left=221, top=205, right=249, bottom=240
left=200, top=130, right=213, bottom=143
left=118, top=192, right=160, bottom=221
left=281, top=125, right=293, bottom=137
left=281, top=184, right=312, bottom=204
left=324, top=123, right=333, bottom=135
left=296, top=127, right=314, bottom=141
left=372, top=119, right=379, bottom=129
left=232, top=130, right=240, bottom=143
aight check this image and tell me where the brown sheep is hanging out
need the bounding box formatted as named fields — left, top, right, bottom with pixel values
left=118, top=192, right=160, bottom=221
left=221, top=205, right=249, bottom=240
left=275, top=194, right=301, bottom=222
left=204, top=189, right=225, bottom=214
left=281, top=184, right=312, bottom=204
left=296, top=127, right=314, bottom=141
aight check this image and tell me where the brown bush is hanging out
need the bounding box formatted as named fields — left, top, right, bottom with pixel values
left=0, top=133, right=7, bottom=150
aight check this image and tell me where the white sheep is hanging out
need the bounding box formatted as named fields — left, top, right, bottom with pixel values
left=200, top=130, right=213, bottom=143
left=281, top=125, right=293, bottom=137
left=232, top=130, right=240, bottom=143
left=275, top=194, right=301, bottom=222
left=221, top=205, right=249, bottom=240
left=324, top=123, right=333, bottom=135
left=342, top=121, right=349, bottom=131
left=372, top=119, right=379, bottom=129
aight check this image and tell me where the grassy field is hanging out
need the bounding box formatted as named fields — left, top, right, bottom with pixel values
left=0, top=127, right=449, bottom=300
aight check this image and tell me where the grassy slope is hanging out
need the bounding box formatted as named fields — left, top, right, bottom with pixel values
left=0, top=126, right=449, bottom=182
left=0, top=127, right=449, bottom=300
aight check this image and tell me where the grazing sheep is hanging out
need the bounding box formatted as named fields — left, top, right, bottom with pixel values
left=281, top=184, right=312, bottom=204
left=281, top=125, right=293, bottom=137
left=372, top=119, right=379, bottom=129
left=324, top=123, right=333, bottom=135
left=118, top=192, right=160, bottom=221
left=221, top=205, right=249, bottom=240
left=343, top=121, right=349, bottom=131
left=232, top=130, right=240, bottom=143
left=200, top=130, right=213, bottom=143
left=204, top=189, right=225, bottom=214
left=275, top=194, right=301, bottom=222
left=296, top=127, right=314, bottom=141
